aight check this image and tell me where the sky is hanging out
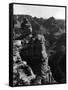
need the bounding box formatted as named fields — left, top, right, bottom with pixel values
left=13, top=4, right=65, bottom=19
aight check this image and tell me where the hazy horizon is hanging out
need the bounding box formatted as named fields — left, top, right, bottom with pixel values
left=14, top=4, right=65, bottom=20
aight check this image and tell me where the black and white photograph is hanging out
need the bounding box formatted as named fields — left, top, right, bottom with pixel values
left=9, top=3, right=66, bottom=87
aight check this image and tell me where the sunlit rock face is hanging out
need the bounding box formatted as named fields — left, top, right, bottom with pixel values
left=13, top=40, right=36, bottom=86
left=13, top=15, right=66, bottom=86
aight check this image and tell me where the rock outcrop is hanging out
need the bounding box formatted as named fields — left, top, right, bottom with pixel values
left=13, top=15, right=66, bottom=86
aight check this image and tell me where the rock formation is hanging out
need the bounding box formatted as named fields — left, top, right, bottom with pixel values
left=13, top=15, right=66, bottom=86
